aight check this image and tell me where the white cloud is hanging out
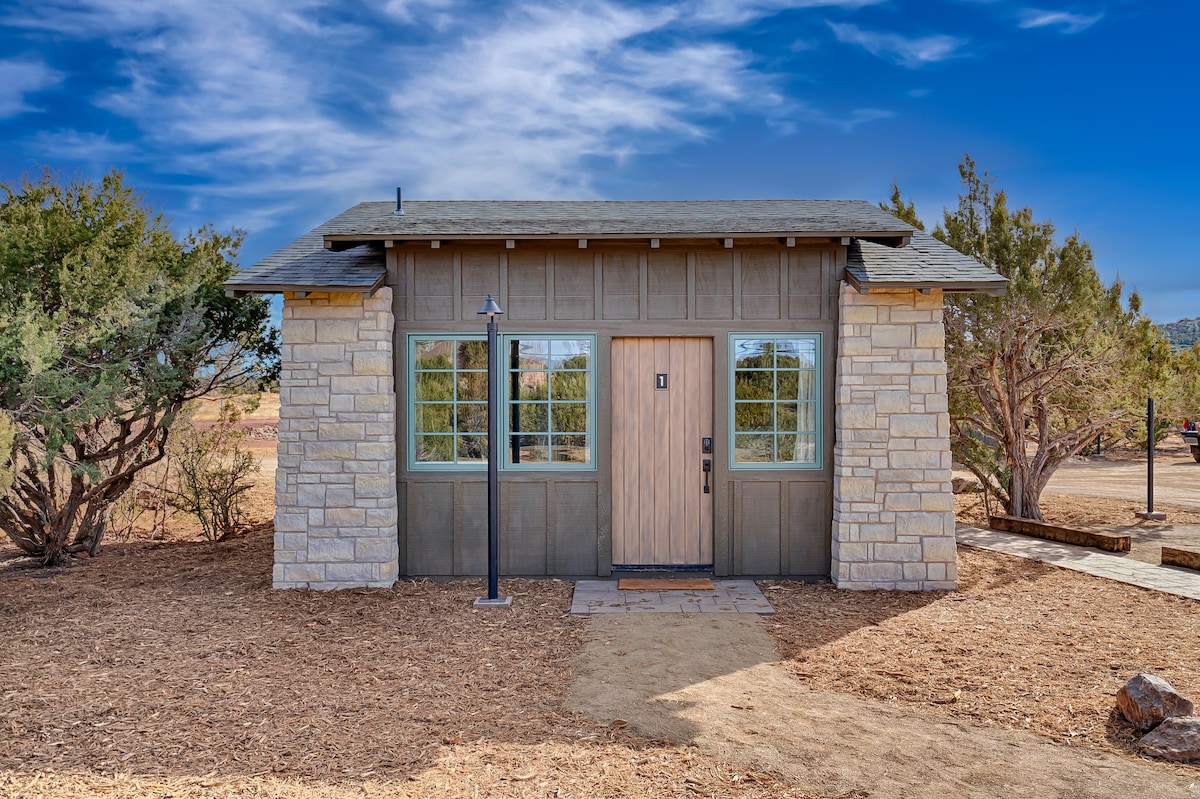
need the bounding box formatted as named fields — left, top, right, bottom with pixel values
left=1018, top=8, right=1102, bottom=34
left=686, top=0, right=885, bottom=26
left=0, top=58, right=63, bottom=118
left=4, top=0, right=905, bottom=238
left=828, top=22, right=967, bottom=68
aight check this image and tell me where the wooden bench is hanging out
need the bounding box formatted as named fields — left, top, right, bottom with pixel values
left=1162, top=546, right=1200, bottom=571
left=988, top=515, right=1131, bottom=552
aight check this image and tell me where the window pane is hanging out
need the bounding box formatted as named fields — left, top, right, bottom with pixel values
left=735, top=338, right=772, bottom=367
left=457, top=372, right=488, bottom=402
left=510, top=434, right=549, bottom=464
left=552, top=434, right=589, bottom=463
left=414, top=434, right=454, bottom=463
left=456, top=403, right=487, bottom=433
left=734, top=434, right=773, bottom=463
left=551, top=403, right=588, bottom=433
left=778, top=434, right=817, bottom=464
left=551, top=339, right=591, bottom=365
left=415, top=371, right=453, bottom=402
left=777, top=402, right=799, bottom=433
left=516, top=338, right=550, bottom=369
left=511, top=401, right=548, bottom=433
left=459, top=340, right=489, bottom=370
left=550, top=369, right=589, bottom=401
left=797, top=401, right=817, bottom=433
left=734, top=370, right=773, bottom=400
left=457, top=435, right=488, bottom=463
left=414, top=339, right=456, bottom=365
left=414, top=403, right=452, bottom=434
left=515, top=372, right=548, bottom=401
left=734, top=402, right=773, bottom=432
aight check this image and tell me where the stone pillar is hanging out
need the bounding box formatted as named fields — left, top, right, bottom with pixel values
left=831, top=284, right=957, bottom=590
left=273, top=289, right=399, bottom=589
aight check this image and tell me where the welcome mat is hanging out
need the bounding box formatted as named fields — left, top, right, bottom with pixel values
left=617, top=578, right=714, bottom=591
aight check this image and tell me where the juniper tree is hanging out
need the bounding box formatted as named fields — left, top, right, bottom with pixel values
left=884, top=157, right=1169, bottom=520
left=0, top=169, right=278, bottom=563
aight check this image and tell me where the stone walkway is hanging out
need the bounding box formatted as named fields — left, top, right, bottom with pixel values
left=568, top=579, right=775, bottom=616
left=957, top=525, right=1200, bottom=601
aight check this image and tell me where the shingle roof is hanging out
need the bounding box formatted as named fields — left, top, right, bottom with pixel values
left=317, top=199, right=914, bottom=240
left=225, top=200, right=1004, bottom=295
left=225, top=207, right=386, bottom=296
left=847, top=230, right=1006, bottom=295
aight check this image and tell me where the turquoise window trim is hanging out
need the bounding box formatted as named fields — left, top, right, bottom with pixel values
left=727, top=332, right=823, bottom=471
left=502, top=333, right=597, bottom=472
left=407, top=333, right=597, bottom=472
left=408, top=334, right=488, bottom=470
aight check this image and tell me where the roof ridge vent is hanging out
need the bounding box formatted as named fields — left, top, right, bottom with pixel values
left=393, top=187, right=405, bottom=216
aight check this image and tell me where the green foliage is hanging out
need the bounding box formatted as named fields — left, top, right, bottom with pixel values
left=0, top=168, right=279, bottom=563
left=893, top=156, right=1169, bottom=520
left=880, top=182, right=926, bottom=231
left=167, top=401, right=260, bottom=541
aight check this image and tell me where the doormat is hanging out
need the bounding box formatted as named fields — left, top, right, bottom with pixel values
left=617, top=578, right=714, bottom=591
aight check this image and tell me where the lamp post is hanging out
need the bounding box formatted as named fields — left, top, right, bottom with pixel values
left=1137, top=396, right=1167, bottom=521
left=474, top=294, right=512, bottom=609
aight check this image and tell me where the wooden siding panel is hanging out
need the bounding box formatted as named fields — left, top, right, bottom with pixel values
left=503, top=482, right=548, bottom=575
left=647, top=251, right=687, bottom=320
left=648, top=295, right=688, bottom=319
left=788, top=481, right=830, bottom=575
left=696, top=252, right=733, bottom=320
left=455, top=481, right=487, bottom=575
left=788, top=249, right=824, bottom=320
left=554, top=482, right=599, bottom=574
left=553, top=252, right=595, bottom=320
left=740, top=250, right=781, bottom=320
left=413, top=251, right=454, bottom=321
left=507, top=252, right=547, bottom=320
left=738, top=481, right=782, bottom=574
left=603, top=252, right=640, bottom=320
left=407, top=482, right=454, bottom=574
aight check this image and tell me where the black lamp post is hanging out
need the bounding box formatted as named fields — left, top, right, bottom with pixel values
left=474, top=294, right=512, bottom=608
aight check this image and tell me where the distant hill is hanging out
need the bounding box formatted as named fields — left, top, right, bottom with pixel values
left=1162, top=317, right=1200, bottom=352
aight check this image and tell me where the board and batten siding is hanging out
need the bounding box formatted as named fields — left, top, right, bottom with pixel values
left=387, top=241, right=840, bottom=577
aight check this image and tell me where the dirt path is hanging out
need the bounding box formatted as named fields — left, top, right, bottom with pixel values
left=569, top=615, right=1199, bottom=798
left=1041, top=439, right=1200, bottom=511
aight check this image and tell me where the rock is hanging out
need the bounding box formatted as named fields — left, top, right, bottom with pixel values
left=1139, top=716, right=1200, bottom=762
left=951, top=477, right=980, bottom=494
left=1117, top=673, right=1194, bottom=731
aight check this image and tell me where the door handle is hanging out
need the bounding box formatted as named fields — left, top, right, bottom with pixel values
left=702, top=459, right=711, bottom=494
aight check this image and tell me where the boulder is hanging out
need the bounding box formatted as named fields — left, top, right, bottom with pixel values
left=1117, top=673, right=1194, bottom=731
left=1139, top=716, right=1200, bottom=763
left=951, top=477, right=979, bottom=494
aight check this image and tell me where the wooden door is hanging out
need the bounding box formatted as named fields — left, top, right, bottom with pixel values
left=611, top=337, right=713, bottom=567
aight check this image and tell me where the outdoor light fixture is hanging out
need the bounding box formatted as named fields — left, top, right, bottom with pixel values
left=474, top=295, right=512, bottom=608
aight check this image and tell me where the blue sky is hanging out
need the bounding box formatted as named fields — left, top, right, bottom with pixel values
left=1, top=0, right=1196, bottom=322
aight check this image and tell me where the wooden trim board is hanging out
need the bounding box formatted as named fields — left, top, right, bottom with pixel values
left=618, top=578, right=714, bottom=591
left=988, top=515, right=1130, bottom=552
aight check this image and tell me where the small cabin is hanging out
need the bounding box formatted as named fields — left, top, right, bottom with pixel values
left=225, top=199, right=1004, bottom=590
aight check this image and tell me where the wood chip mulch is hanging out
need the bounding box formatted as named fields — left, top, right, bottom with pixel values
left=0, top=527, right=816, bottom=799
left=763, top=545, right=1200, bottom=768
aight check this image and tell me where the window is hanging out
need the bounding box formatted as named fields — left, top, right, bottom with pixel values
left=408, top=335, right=594, bottom=469
left=411, top=337, right=489, bottom=465
left=507, top=337, right=592, bottom=467
left=730, top=334, right=821, bottom=468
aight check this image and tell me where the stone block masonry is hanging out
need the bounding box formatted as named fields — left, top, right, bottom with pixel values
left=831, top=286, right=957, bottom=590
left=273, top=289, right=399, bottom=589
